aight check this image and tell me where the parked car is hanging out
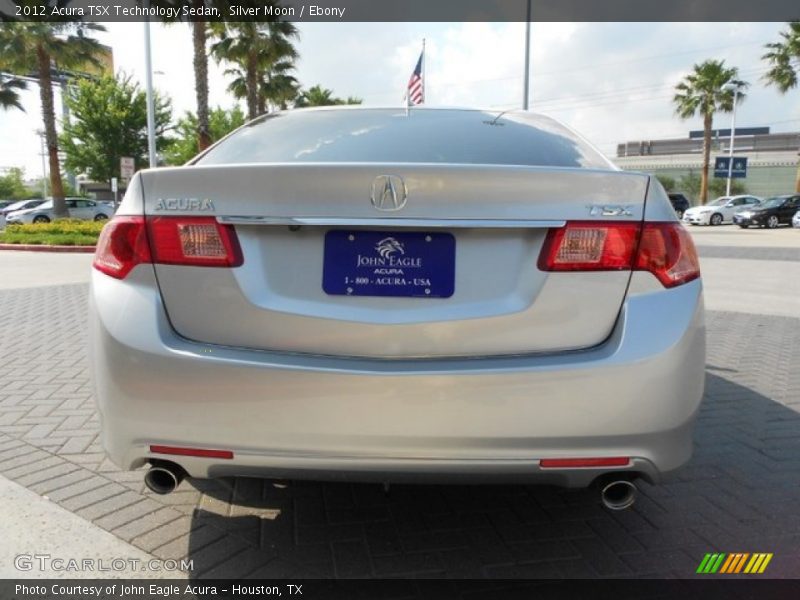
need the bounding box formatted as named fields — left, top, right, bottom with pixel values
left=1, top=199, right=45, bottom=218
left=733, top=195, right=800, bottom=229
left=793, top=209, right=800, bottom=229
left=682, top=195, right=761, bottom=226
left=5, top=198, right=112, bottom=224
left=89, top=107, right=705, bottom=510
left=0, top=200, right=17, bottom=211
left=667, top=193, right=691, bottom=218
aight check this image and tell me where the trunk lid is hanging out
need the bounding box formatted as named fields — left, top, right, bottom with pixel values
left=140, top=163, right=648, bottom=358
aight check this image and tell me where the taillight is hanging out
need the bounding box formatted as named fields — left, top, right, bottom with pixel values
left=537, top=221, right=640, bottom=272
left=147, top=216, right=243, bottom=267
left=93, top=216, right=151, bottom=280
left=539, top=221, right=700, bottom=288
left=635, top=222, right=700, bottom=288
left=93, top=216, right=243, bottom=280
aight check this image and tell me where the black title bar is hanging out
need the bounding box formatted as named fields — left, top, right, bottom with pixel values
left=2, top=0, right=800, bottom=22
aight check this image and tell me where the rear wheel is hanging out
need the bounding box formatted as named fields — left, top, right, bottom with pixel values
left=738, top=224, right=749, bottom=229
left=32, top=215, right=50, bottom=224
left=94, top=213, right=109, bottom=222
left=767, top=215, right=779, bottom=229
left=710, top=213, right=723, bottom=226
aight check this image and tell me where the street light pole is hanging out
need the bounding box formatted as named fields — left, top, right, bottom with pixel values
left=522, top=0, right=531, bottom=110
left=722, top=83, right=740, bottom=197
left=143, top=1, right=158, bottom=168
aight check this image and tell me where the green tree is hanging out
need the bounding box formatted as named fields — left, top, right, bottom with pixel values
left=60, top=74, right=172, bottom=185
left=673, top=60, right=747, bottom=204
left=655, top=175, right=676, bottom=192
left=165, top=106, right=245, bottom=165
left=0, top=74, right=26, bottom=112
left=0, top=168, right=29, bottom=199
left=295, top=84, right=363, bottom=107
left=677, top=172, right=702, bottom=202
left=211, top=11, right=300, bottom=120
left=763, top=21, right=800, bottom=192
left=0, top=21, right=106, bottom=218
left=225, top=59, right=299, bottom=113
left=709, top=178, right=747, bottom=198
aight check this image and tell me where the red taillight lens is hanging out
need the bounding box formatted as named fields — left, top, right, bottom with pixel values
left=93, top=216, right=151, bottom=280
left=635, top=222, right=700, bottom=288
left=93, top=216, right=243, bottom=280
left=147, top=216, right=243, bottom=267
left=538, top=221, right=640, bottom=272
left=538, top=221, right=700, bottom=288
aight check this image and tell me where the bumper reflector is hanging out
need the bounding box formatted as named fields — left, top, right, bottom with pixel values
left=150, top=445, right=234, bottom=459
left=539, top=457, right=630, bottom=469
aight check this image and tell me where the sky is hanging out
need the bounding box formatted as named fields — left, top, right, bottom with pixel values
left=1, top=21, right=799, bottom=181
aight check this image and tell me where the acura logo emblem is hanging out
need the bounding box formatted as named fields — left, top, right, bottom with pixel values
left=370, top=175, right=407, bottom=211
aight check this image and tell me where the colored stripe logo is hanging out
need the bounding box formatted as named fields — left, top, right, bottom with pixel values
left=697, top=553, right=773, bottom=574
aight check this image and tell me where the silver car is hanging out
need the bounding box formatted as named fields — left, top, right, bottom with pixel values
left=89, top=108, right=705, bottom=510
left=5, top=198, right=112, bottom=224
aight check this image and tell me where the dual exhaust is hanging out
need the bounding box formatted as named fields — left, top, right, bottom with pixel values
left=144, top=462, right=639, bottom=511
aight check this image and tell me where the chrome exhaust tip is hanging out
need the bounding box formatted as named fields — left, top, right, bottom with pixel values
left=144, top=463, right=184, bottom=495
left=600, top=480, right=637, bottom=511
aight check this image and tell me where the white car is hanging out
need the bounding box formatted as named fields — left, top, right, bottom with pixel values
left=5, top=198, right=112, bottom=224
left=682, top=195, right=761, bottom=226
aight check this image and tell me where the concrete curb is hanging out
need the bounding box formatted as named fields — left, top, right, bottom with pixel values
left=0, top=243, right=95, bottom=253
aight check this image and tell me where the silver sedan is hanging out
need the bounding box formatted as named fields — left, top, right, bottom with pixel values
left=89, top=107, right=705, bottom=510
left=5, top=198, right=113, bottom=224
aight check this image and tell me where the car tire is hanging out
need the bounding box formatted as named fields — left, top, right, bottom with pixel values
left=32, top=215, right=50, bottom=224
left=738, top=224, right=749, bottom=229
left=710, top=213, right=723, bottom=226
left=767, top=215, right=779, bottom=229
left=94, top=214, right=109, bottom=222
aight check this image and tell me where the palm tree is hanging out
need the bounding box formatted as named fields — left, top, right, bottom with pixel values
left=763, top=21, right=800, bottom=192
left=295, top=85, right=362, bottom=108
left=211, top=14, right=299, bottom=120
left=673, top=60, right=747, bottom=204
left=0, top=22, right=105, bottom=218
left=225, top=59, right=299, bottom=114
left=0, top=75, right=26, bottom=112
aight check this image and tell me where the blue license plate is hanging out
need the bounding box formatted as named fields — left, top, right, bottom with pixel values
left=323, top=230, right=455, bottom=298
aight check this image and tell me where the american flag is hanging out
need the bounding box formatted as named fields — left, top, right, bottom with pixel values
left=406, top=51, right=424, bottom=105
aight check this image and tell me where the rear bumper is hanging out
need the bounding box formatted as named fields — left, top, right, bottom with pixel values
left=89, top=268, right=706, bottom=487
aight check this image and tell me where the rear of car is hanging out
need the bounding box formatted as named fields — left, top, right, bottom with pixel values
left=89, top=108, right=705, bottom=497
left=667, top=193, right=690, bottom=218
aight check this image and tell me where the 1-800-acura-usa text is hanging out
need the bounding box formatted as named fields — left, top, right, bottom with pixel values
left=89, top=108, right=704, bottom=510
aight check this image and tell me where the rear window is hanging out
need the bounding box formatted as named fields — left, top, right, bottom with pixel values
left=195, top=108, right=611, bottom=169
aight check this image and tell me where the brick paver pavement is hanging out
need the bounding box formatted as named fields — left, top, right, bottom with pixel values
left=0, top=282, right=798, bottom=579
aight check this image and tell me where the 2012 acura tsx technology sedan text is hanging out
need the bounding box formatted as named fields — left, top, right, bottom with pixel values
left=89, top=107, right=705, bottom=510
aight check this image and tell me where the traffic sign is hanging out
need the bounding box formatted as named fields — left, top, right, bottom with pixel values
left=714, top=156, right=747, bottom=178
left=120, top=156, right=135, bottom=179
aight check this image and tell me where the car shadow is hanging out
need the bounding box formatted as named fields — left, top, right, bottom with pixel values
left=181, top=372, right=800, bottom=579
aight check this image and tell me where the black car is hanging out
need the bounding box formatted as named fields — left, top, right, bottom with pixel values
left=668, top=193, right=691, bottom=218
left=733, top=195, right=800, bottom=229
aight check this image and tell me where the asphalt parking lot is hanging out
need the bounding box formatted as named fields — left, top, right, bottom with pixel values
left=0, top=224, right=798, bottom=580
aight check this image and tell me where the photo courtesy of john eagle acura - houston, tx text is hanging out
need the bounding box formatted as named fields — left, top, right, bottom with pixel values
left=89, top=107, right=705, bottom=511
